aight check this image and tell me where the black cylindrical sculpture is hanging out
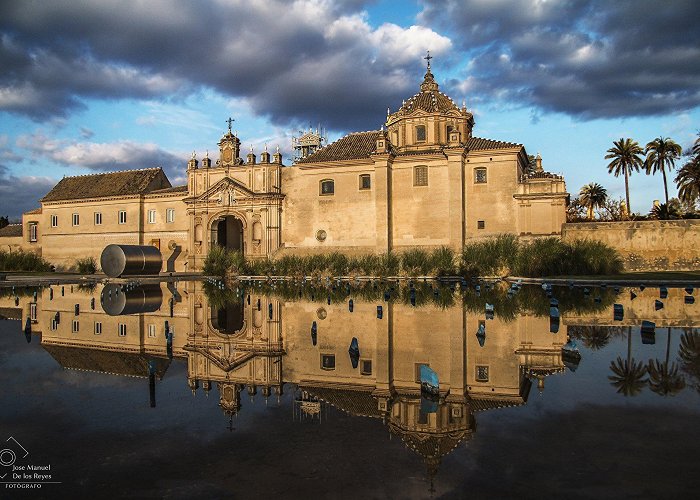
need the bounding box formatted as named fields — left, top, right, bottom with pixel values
left=100, top=244, right=162, bottom=278
left=101, top=283, right=163, bottom=316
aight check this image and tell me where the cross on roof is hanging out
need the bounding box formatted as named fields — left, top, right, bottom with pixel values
left=424, top=50, right=432, bottom=70
left=226, top=117, right=234, bottom=132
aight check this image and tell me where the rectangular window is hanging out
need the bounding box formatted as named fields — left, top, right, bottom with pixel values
left=72, top=213, right=79, bottom=226
left=359, top=174, right=371, bottom=190
left=94, top=322, right=102, bottom=335
left=29, top=224, right=37, bottom=242
left=118, top=323, right=127, bottom=337
left=320, top=354, right=336, bottom=370
left=415, top=125, right=426, bottom=142
left=476, top=365, right=490, bottom=382
left=474, top=168, right=487, bottom=184
left=94, top=212, right=102, bottom=225
left=147, top=209, right=156, bottom=224
left=72, top=320, right=79, bottom=333
left=51, top=215, right=58, bottom=227
left=414, top=166, right=428, bottom=186
left=118, top=211, right=127, bottom=224
left=361, top=359, right=372, bottom=376
left=166, top=208, right=175, bottom=223
left=477, top=220, right=485, bottom=229
left=30, top=303, right=37, bottom=322
left=320, top=179, right=334, bottom=195
left=50, top=318, right=58, bottom=331
left=148, top=324, right=156, bottom=338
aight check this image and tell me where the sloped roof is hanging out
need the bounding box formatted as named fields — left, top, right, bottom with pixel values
left=41, top=168, right=171, bottom=202
left=24, top=207, right=42, bottom=215
left=465, top=137, right=522, bottom=151
left=302, top=386, right=384, bottom=418
left=296, top=131, right=381, bottom=164
left=0, top=307, right=22, bottom=320
left=148, top=185, right=188, bottom=195
left=42, top=344, right=172, bottom=379
left=0, top=224, right=22, bottom=237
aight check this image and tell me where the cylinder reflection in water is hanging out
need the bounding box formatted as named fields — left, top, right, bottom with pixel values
left=101, top=284, right=163, bottom=316
left=100, top=244, right=162, bottom=278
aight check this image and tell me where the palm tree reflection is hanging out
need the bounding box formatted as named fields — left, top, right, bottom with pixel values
left=609, top=327, right=648, bottom=396
left=647, top=328, right=686, bottom=396
left=678, top=328, right=700, bottom=394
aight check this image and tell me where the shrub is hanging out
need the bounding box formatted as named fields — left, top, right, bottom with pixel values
left=461, top=234, right=518, bottom=276
left=0, top=249, right=52, bottom=272
left=203, top=245, right=244, bottom=277
left=76, top=257, right=97, bottom=274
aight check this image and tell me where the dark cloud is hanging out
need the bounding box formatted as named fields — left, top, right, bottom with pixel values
left=0, top=163, right=54, bottom=219
left=0, top=0, right=449, bottom=130
left=420, top=0, right=700, bottom=119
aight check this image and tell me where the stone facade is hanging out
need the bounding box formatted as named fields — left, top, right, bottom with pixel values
left=562, top=220, right=700, bottom=271
left=2, top=66, right=568, bottom=271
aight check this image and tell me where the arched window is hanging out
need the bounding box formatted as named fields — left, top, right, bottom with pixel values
left=415, top=125, right=426, bottom=142
left=320, top=179, right=334, bottom=195
left=414, top=166, right=428, bottom=186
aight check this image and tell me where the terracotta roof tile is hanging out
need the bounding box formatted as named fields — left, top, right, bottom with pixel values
left=148, top=185, right=188, bottom=195
left=465, top=137, right=522, bottom=151
left=296, top=131, right=381, bottom=164
left=0, top=224, right=22, bottom=237
left=399, top=89, right=460, bottom=114
left=302, top=386, right=384, bottom=418
left=24, top=207, right=42, bottom=215
left=41, top=168, right=171, bottom=202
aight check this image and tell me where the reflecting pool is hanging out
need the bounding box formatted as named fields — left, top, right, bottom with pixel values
left=1, top=280, right=699, bottom=498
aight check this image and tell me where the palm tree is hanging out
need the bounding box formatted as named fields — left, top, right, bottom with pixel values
left=605, top=138, right=644, bottom=215
left=675, top=134, right=700, bottom=207
left=644, top=136, right=682, bottom=205
left=609, top=326, right=648, bottom=396
left=678, top=328, right=700, bottom=394
left=647, top=327, right=686, bottom=397
left=579, top=183, right=608, bottom=220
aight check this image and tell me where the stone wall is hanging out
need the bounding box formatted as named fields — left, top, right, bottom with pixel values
left=561, top=220, right=700, bottom=271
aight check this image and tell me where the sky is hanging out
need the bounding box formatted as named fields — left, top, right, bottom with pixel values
left=0, top=0, right=698, bottom=219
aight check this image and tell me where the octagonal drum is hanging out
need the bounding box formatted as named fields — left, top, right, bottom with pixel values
left=100, top=244, right=162, bottom=278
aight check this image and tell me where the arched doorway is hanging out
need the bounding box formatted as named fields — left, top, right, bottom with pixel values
left=215, top=215, right=244, bottom=253
left=211, top=302, right=244, bottom=335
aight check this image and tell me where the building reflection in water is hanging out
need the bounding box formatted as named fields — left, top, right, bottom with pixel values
left=11, top=280, right=695, bottom=477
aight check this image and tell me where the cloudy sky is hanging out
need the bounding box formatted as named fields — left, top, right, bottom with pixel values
left=1, top=0, right=698, bottom=218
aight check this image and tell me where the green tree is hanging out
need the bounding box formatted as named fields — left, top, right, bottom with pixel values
left=605, top=138, right=643, bottom=215
left=0, top=216, right=8, bottom=229
left=579, top=183, right=608, bottom=220
left=644, top=136, right=682, bottom=205
left=675, top=134, right=700, bottom=207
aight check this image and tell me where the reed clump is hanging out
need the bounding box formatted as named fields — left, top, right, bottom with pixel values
left=0, top=249, right=52, bottom=272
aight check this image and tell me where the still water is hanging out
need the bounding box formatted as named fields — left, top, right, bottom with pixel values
left=1, top=280, right=699, bottom=499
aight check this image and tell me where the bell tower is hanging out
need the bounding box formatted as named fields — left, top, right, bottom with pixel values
left=217, top=117, right=241, bottom=167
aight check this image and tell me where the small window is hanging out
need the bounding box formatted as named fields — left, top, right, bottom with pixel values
left=148, top=210, right=156, bottom=224
left=359, top=174, right=371, bottom=190
left=148, top=324, right=156, bottom=338
left=118, top=323, right=127, bottom=337
left=72, top=320, right=79, bottom=333
left=94, top=322, right=102, bottom=335
left=320, top=354, right=336, bottom=370
left=474, top=168, right=487, bottom=184
left=414, top=166, right=428, bottom=186
left=477, top=220, right=485, bottom=230
left=320, top=179, right=334, bottom=195
left=50, top=318, right=58, bottom=331
left=30, top=303, right=37, bottom=321
left=72, top=213, right=79, bottom=226
left=29, top=223, right=37, bottom=242
left=94, top=212, right=102, bottom=225
left=415, top=363, right=429, bottom=383
left=361, top=359, right=372, bottom=376
left=51, top=215, right=58, bottom=227
left=166, top=208, right=175, bottom=223
left=118, top=211, right=127, bottom=224
left=415, top=125, right=426, bottom=142
left=476, top=365, right=489, bottom=382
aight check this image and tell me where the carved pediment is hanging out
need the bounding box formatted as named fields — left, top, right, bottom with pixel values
left=185, top=177, right=256, bottom=205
